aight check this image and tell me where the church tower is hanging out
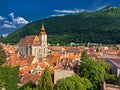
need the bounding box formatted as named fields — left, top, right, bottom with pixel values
left=39, top=23, right=47, bottom=57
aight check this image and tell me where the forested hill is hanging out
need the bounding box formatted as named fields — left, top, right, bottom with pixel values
left=1, top=6, right=120, bottom=45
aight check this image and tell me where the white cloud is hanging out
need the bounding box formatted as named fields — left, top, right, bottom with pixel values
left=51, top=14, right=65, bottom=17
left=9, top=12, right=29, bottom=25
left=80, top=9, right=92, bottom=12
left=13, top=16, right=29, bottom=24
left=0, top=12, right=29, bottom=34
left=2, top=34, right=8, bottom=37
left=97, top=4, right=107, bottom=10
left=54, top=9, right=80, bottom=14
left=54, top=9, right=91, bottom=14
left=4, top=20, right=13, bottom=24
left=0, top=20, right=16, bottom=29
left=51, top=8, right=92, bottom=18
left=0, top=16, right=6, bottom=21
left=1, top=23, right=16, bottom=29
left=9, top=13, right=14, bottom=18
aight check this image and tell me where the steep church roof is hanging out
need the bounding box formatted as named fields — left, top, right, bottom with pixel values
left=18, top=35, right=40, bottom=46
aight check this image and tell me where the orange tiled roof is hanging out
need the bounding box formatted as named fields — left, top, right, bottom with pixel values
left=19, top=63, right=36, bottom=75
left=55, top=63, right=63, bottom=69
left=39, top=63, right=46, bottom=68
left=20, top=60, right=27, bottom=67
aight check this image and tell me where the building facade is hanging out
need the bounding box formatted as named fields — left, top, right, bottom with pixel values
left=18, top=23, right=47, bottom=58
left=105, top=58, right=120, bottom=77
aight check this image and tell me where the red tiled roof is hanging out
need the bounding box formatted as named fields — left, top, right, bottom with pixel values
left=21, top=73, right=40, bottom=84
left=19, top=55, right=35, bottom=65
left=18, top=35, right=40, bottom=46
left=26, top=55, right=35, bottom=65
left=49, top=46, right=65, bottom=51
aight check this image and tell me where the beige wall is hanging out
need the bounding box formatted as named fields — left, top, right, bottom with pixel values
left=54, top=69, right=75, bottom=84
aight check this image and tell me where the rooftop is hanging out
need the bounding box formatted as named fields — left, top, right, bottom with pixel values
left=18, top=35, right=40, bottom=46
left=106, top=58, right=120, bottom=68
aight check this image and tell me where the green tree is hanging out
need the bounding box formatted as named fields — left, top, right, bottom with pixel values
left=79, top=57, right=115, bottom=88
left=96, top=47, right=99, bottom=52
left=54, top=75, right=92, bottom=90
left=0, top=66, right=19, bottom=90
left=0, top=66, right=5, bottom=89
left=37, top=66, right=53, bottom=90
left=23, top=86, right=33, bottom=90
left=81, top=50, right=88, bottom=61
left=19, top=81, right=36, bottom=90
left=0, top=46, right=6, bottom=66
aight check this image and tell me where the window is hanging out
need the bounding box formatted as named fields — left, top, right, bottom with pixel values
left=44, top=48, right=46, bottom=54
left=34, top=48, right=36, bottom=52
left=39, top=49, right=41, bottom=53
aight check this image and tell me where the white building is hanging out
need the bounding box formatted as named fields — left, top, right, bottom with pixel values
left=18, top=23, right=47, bottom=58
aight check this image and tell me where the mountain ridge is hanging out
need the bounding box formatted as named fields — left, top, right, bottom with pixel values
left=1, top=6, right=120, bottom=45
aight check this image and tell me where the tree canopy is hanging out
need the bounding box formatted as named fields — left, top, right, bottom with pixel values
left=81, top=50, right=88, bottom=61
left=37, top=66, right=53, bottom=90
left=0, top=46, right=6, bottom=66
left=19, top=81, right=36, bottom=90
left=79, top=56, right=115, bottom=88
left=54, top=75, right=92, bottom=90
left=0, top=66, right=19, bottom=90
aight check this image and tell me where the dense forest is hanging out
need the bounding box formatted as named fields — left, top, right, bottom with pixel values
left=1, top=6, right=120, bottom=45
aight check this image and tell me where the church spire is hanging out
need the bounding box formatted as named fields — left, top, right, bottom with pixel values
left=41, top=22, right=45, bottom=31
left=39, top=22, right=47, bottom=58
left=40, top=22, right=47, bottom=35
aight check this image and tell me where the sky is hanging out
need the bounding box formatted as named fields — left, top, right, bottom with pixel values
left=0, top=0, right=120, bottom=36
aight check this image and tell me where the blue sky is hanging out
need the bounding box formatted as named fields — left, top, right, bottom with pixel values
left=1, top=0, right=120, bottom=21
left=0, top=0, right=120, bottom=36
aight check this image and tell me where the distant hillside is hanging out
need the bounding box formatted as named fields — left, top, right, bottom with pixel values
left=1, top=6, right=120, bottom=45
